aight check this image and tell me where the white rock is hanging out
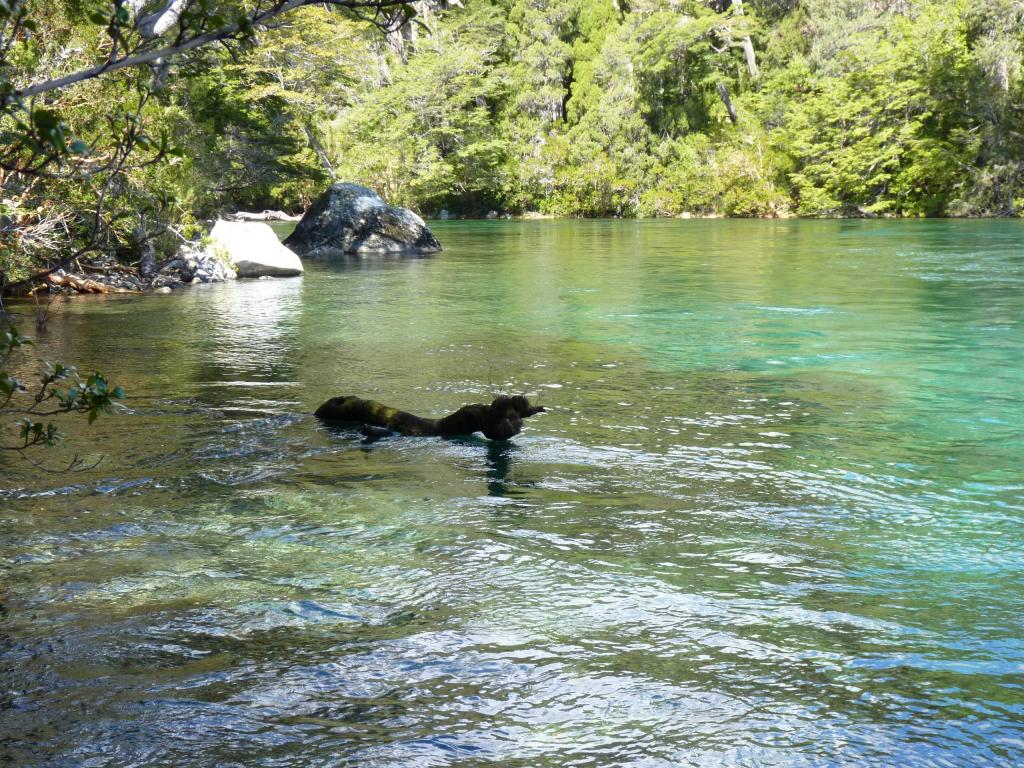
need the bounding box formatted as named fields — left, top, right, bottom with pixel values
left=208, top=220, right=303, bottom=278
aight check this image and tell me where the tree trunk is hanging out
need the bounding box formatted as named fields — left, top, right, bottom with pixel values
left=733, top=0, right=759, bottom=78
left=131, top=0, right=189, bottom=39
left=134, top=225, right=157, bottom=279
left=717, top=83, right=739, bottom=124
left=303, top=124, right=336, bottom=179
left=741, top=37, right=759, bottom=78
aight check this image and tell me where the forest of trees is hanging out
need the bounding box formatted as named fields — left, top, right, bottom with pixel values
left=2, top=0, right=1024, bottom=286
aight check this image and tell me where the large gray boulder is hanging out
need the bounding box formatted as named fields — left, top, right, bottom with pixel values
left=283, top=183, right=441, bottom=256
left=209, top=220, right=304, bottom=278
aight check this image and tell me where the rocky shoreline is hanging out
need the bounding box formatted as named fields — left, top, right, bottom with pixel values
left=14, top=186, right=443, bottom=297
left=40, top=245, right=239, bottom=295
left=34, top=218, right=305, bottom=296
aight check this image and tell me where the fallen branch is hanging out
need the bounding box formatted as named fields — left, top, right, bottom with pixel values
left=47, top=272, right=136, bottom=293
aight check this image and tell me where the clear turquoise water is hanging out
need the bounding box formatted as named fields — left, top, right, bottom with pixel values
left=2, top=220, right=1023, bottom=766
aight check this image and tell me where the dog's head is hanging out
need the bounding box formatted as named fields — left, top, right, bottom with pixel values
left=482, top=396, right=546, bottom=440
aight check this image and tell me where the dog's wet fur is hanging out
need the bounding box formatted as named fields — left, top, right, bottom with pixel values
left=315, top=395, right=545, bottom=440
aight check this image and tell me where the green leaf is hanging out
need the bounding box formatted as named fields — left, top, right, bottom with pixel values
left=0, top=372, right=24, bottom=395
left=32, top=108, right=58, bottom=132
left=3, top=326, right=32, bottom=351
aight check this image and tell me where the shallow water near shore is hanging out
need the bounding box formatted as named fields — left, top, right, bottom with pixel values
left=2, top=219, right=1023, bottom=767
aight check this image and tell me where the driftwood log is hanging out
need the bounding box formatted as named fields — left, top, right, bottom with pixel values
left=46, top=272, right=136, bottom=293
left=315, top=395, right=545, bottom=440
left=229, top=210, right=301, bottom=222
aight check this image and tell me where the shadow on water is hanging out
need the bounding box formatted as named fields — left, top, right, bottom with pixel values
left=302, top=251, right=436, bottom=272
left=434, top=434, right=525, bottom=498
left=317, top=422, right=526, bottom=499
left=484, top=440, right=520, bottom=498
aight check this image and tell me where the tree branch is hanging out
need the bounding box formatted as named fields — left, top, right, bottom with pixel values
left=16, top=0, right=410, bottom=100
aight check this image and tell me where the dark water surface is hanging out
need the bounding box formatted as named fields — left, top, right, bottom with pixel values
left=2, top=220, right=1023, bottom=767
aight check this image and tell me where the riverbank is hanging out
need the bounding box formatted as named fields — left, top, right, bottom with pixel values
left=3, top=248, right=238, bottom=299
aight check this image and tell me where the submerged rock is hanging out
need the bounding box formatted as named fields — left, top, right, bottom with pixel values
left=283, top=183, right=441, bottom=257
left=209, top=220, right=303, bottom=278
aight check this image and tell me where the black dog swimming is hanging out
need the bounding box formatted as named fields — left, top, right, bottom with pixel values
left=314, top=395, right=545, bottom=440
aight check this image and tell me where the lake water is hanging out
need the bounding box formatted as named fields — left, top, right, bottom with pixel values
left=2, top=220, right=1023, bottom=767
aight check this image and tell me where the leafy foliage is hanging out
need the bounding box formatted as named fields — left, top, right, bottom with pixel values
left=1, top=320, right=123, bottom=465
left=0, top=0, right=413, bottom=290
left=305, top=0, right=1024, bottom=219
left=2, top=0, right=1024, bottom=292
